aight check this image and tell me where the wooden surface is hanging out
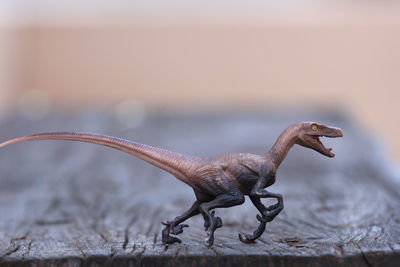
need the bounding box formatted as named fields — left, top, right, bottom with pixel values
left=0, top=110, right=399, bottom=266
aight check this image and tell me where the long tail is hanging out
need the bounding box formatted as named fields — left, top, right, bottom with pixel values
left=0, top=132, right=201, bottom=184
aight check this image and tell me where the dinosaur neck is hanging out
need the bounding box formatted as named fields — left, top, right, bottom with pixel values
left=267, top=126, right=299, bottom=168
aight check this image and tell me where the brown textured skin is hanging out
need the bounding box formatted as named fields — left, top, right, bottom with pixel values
left=0, top=121, right=343, bottom=247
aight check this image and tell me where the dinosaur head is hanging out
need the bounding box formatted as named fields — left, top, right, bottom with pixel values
left=296, top=122, right=343, bottom=157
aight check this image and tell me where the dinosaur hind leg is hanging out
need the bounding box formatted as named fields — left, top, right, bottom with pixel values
left=199, top=191, right=245, bottom=248
left=238, top=196, right=267, bottom=243
left=161, top=200, right=200, bottom=245
left=193, top=190, right=217, bottom=231
left=239, top=194, right=283, bottom=243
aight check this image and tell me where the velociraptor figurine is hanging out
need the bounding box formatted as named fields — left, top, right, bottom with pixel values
left=0, top=121, right=343, bottom=247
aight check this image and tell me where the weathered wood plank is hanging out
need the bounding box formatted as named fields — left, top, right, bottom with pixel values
left=0, top=110, right=399, bottom=266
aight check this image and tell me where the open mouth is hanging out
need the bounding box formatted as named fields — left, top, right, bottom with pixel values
left=310, top=135, right=335, bottom=157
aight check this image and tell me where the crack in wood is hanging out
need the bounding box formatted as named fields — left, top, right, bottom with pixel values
left=0, top=243, right=21, bottom=264
left=20, top=240, right=33, bottom=262
left=356, top=244, right=373, bottom=267
left=123, top=212, right=140, bottom=250
left=153, top=232, right=158, bottom=248
left=135, top=246, right=147, bottom=265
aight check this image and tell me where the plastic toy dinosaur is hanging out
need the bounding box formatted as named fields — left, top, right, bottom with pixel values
left=0, top=121, right=343, bottom=247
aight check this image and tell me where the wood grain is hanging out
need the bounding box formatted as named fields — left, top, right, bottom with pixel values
left=0, top=110, right=399, bottom=266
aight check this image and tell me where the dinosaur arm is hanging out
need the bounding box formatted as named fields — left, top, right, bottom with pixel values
left=250, top=177, right=268, bottom=197
left=250, top=176, right=281, bottom=206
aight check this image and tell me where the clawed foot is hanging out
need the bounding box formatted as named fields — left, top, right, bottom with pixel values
left=238, top=208, right=281, bottom=243
left=161, top=221, right=189, bottom=245
left=238, top=216, right=267, bottom=244
left=162, top=221, right=189, bottom=235
left=204, top=211, right=223, bottom=231
left=238, top=231, right=261, bottom=243
left=204, top=211, right=222, bottom=248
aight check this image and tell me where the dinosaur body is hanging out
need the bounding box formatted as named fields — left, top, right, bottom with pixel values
left=192, top=154, right=273, bottom=197
left=0, top=122, right=343, bottom=247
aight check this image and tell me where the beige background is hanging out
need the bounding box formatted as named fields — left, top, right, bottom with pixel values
left=0, top=1, right=399, bottom=162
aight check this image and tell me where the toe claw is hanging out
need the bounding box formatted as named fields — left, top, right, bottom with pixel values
left=238, top=233, right=256, bottom=243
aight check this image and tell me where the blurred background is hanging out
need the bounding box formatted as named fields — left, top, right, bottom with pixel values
left=0, top=0, right=399, bottom=162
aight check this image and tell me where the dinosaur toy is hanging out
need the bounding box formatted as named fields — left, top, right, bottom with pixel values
left=0, top=121, right=343, bottom=247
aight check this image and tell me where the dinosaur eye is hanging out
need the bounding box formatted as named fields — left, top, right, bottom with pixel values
left=311, top=125, right=318, bottom=131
